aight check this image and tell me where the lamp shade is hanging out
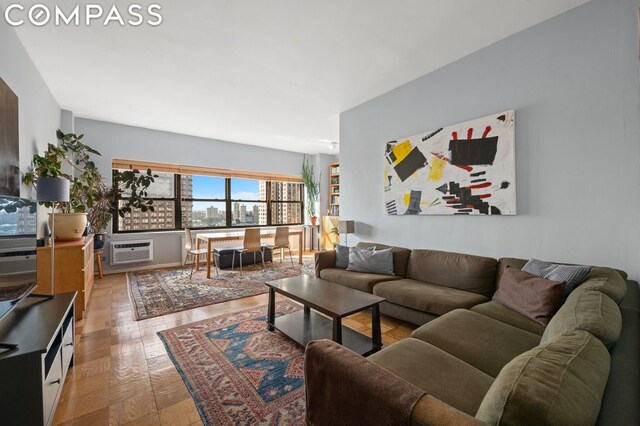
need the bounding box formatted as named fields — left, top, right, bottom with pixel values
left=338, top=220, right=355, bottom=234
left=36, top=177, right=70, bottom=202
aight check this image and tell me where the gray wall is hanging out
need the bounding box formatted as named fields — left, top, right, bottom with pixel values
left=340, top=0, right=640, bottom=278
left=0, top=22, right=61, bottom=232
left=74, top=118, right=315, bottom=272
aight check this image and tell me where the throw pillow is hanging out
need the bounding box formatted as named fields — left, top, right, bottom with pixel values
left=493, top=266, right=565, bottom=325
left=347, top=247, right=394, bottom=276
left=522, top=258, right=591, bottom=296
left=335, top=244, right=349, bottom=269
left=336, top=244, right=374, bottom=269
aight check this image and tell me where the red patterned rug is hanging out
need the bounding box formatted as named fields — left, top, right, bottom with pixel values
left=158, top=301, right=305, bottom=425
left=127, top=259, right=314, bottom=320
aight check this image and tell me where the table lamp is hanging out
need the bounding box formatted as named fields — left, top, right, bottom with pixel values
left=37, top=177, right=70, bottom=294
left=338, top=220, right=355, bottom=246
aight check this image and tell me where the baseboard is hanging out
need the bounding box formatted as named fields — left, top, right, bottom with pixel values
left=101, top=262, right=183, bottom=275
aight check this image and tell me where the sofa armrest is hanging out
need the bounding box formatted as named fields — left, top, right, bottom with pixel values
left=411, top=395, right=485, bottom=426
left=304, top=340, right=482, bottom=425
left=314, top=250, right=336, bottom=278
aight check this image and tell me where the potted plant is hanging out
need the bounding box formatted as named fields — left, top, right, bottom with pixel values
left=23, top=130, right=156, bottom=242
left=329, top=226, right=339, bottom=248
left=302, top=156, right=320, bottom=225
left=86, top=168, right=157, bottom=248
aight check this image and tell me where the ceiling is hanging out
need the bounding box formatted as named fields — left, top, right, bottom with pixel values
left=9, top=0, right=588, bottom=154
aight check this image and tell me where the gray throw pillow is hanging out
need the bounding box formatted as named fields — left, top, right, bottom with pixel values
left=335, top=244, right=349, bottom=269
left=522, top=258, right=591, bottom=296
left=347, top=247, right=394, bottom=276
left=336, top=244, right=374, bottom=268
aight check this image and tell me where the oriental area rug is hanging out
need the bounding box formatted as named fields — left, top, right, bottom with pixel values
left=158, top=301, right=306, bottom=425
left=127, top=259, right=315, bottom=320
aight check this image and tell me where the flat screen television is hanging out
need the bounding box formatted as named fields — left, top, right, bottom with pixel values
left=0, top=196, right=37, bottom=322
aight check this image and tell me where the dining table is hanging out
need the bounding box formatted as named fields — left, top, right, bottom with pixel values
left=195, top=227, right=304, bottom=278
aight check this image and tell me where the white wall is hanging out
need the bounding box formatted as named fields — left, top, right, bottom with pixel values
left=74, top=118, right=316, bottom=272
left=340, top=0, right=640, bottom=278
left=0, top=21, right=61, bottom=233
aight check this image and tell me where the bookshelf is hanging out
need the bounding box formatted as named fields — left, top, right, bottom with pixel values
left=329, top=162, right=339, bottom=216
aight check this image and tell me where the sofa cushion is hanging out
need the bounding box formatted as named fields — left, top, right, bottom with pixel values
left=368, top=338, right=494, bottom=416
left=411, top=309, right=541, bottom=377
left=493, top=267, right=565, bottom=326
left=407, top=249, right=497, bottom=297
left=347, top=247, right=394, bottom=275
left=373, top=279, right=489, bottom=316
left=471, top=301, right=546, bottom=336
left=476, top=330, right=610, bottom=426
left=522, top=258, right=591, bottom=296
left=355, top=242, right=411, bottom=278
left=572, top=267, right=627, bottom=304
left=319, top=268, right=398, bottom=293
left=542, top=290, right=621, bottom=348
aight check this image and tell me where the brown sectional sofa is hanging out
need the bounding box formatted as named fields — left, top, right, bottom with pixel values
left=307, top=243, right=640, bottom=425
left=315, top=243, right=500, bottom=324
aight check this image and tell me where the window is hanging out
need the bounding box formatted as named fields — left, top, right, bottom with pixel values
left=230, top=178, right=266, bottom=227
left=116, top=172, right=176, bottom=232
left=270, top=181, right=303, bottom=225
left=181, top=175, right=226, bottom=228
left=113, top=166, right=303, bottom=233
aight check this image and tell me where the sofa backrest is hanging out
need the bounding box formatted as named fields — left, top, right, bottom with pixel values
left=497, top=258, right=629, bottom=296
left=476, top=330, right=610, bottom=426
left=597, top=307, right=640, bottom=426
left=495, top=257, right=527, bottom=288
left=542, top=290, right=622, bottom=348
left=355, top=242, right=412, bottom=278
left=572, top=267, right=628, bottom=304
left=407, top=249, right=497, bottom=297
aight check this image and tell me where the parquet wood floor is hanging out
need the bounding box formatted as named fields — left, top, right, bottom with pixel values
left=53, top=266, right=416, bottom=425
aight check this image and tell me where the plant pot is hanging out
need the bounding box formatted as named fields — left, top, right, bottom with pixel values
left=310, top=216, right=318, bottom=226
left=48, top=213, right=87, bottom=241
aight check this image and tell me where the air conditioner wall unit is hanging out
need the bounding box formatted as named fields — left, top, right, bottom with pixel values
left=110, top=240, right=153, bottom=265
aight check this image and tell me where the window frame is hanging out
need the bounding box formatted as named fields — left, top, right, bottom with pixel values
left=113, top=170, right=304, bottom=233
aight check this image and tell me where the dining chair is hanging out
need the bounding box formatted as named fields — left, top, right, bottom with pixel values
left=184, top=229, right=216, bottom=278
left=231, top=228, right=265, bottom=275
left=269, top=227, right=294, bottom=267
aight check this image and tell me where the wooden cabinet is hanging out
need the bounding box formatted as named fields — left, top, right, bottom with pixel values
left=329, top=162, right=340, bottom=216
left=0, top=292, right=76, bottom=426
left=36, top=236, right=94, bottom=320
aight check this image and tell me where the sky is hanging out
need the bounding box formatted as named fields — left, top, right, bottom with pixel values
left=192, top=176, right=259, bottom=200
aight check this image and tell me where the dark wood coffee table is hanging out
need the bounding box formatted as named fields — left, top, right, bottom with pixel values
left=265, top=275, right=385, bottom=356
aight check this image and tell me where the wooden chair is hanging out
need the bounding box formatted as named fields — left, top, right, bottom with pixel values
left=269, top=227, right=294, bottom=267
left=184, top=229, right=215, bottom=278
left=232, top=228, right=265, bottom=275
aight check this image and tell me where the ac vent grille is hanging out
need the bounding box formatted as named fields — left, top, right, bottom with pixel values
left=110, top=240, right=153, bottom=265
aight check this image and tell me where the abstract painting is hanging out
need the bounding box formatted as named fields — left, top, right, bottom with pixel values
left=384, top=111, right=515, bottom=215
left=0, top=77, right=19, bottom=197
